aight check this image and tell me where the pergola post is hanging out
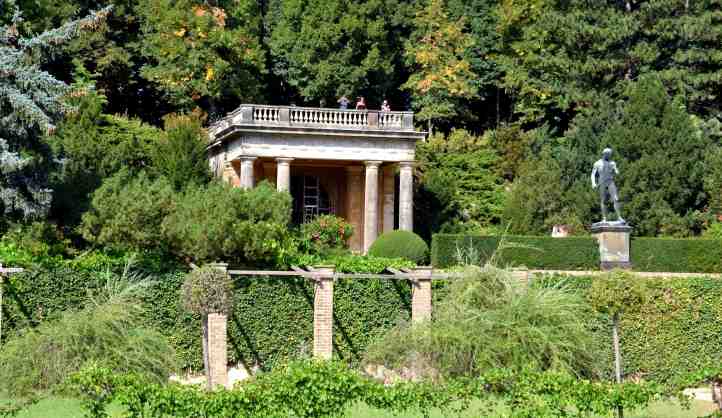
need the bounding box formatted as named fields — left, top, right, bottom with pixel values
left=313, top=266, right=336, bottom=359
left=411, top=266, right=433, bottom=323
left=206, top=262, right=229, bottom=389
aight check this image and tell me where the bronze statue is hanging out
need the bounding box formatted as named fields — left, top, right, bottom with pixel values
left=591, top=148, right=625, bottom=224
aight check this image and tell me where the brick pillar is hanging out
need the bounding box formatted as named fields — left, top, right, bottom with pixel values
left=382, top=165, right=395, bottom=233
left=313, top=266, right=335, bottom=360
left=206, top=312, right=228, bottom=389
left=399, top=162, right=414, bottom=231
left=411, top=266, right=433, bottom=323
left=239, top=156, right=257, bottom=189
left=206, top=262, right=229, bottom=389
left=364, top=161, right=381, bottom=253
left=345, top=166, right=364, bottom=252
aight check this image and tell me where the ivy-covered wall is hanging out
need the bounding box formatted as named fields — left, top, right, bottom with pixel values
left=431, top=234, right=722, bottom=272
left=4, top=265, right=722, bottom=382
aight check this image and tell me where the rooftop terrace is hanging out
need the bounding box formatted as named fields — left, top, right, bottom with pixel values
left=209, top=104, right=417, bottom=140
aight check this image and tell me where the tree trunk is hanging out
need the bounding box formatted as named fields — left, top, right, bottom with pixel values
left=613, top=314, right=624, bottom=418
left=202, top=315, right=210, bottom=389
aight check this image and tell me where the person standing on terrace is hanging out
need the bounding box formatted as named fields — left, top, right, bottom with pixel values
left=355, top=96, right=366, bottom=110
left=338, top=95, right=350, bottom=109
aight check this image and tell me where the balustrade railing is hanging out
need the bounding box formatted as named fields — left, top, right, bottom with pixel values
left=211, top=104, right=415, bottom=135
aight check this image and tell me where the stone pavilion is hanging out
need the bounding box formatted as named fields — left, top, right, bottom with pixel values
left=208, top=105, right=427, bottom=252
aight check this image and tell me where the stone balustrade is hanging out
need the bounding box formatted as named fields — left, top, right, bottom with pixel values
left=210, top=104, right=415, bottom=137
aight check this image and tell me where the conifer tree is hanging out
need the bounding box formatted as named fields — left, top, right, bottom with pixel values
left=0, top=0, right=110, bottom=220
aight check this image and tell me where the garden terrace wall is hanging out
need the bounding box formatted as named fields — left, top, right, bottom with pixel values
left=5, top=264, right=722, bottom=382
left=431, top=234, right=722, bottom=272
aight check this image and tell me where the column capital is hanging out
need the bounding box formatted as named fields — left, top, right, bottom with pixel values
left=364, top=160, right=382, bottom=168
left=276, top=157, right=294, bottom=164
left=239, top=156, right=258, bottom=162
left=398, top=161, right=415, bottom=169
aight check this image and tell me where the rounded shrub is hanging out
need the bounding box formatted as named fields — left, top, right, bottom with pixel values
left=181, top=265, right=234, bottom=315
left=368, top=231, right=429, bottom=265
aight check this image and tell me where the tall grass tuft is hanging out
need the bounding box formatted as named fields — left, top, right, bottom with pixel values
left=0, top=262, right=177, bottom=398
left=364, top=265, right=601, bottom=379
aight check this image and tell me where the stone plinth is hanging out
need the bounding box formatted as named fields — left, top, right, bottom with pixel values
left=591, top=223, right=632, bottom=270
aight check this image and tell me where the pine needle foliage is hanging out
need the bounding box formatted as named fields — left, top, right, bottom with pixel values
left=0, top=0, right=111, bottom=220
left=365, top=265, right=600, bottom=378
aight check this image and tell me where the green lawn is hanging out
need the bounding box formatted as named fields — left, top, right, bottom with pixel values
left=2, top=397, right=717, bottom=418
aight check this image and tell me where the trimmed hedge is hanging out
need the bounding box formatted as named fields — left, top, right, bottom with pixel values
left=5, top=264, right=722, bottom=382
left=430, top=234, right=598, bottom=270
left=368, top=231, right=429, bottom=264
left=431, top=234, right=722, bottom=272
left=536, top=274, right=722, bottom=383
left=1, top=265, right=413, bottom=370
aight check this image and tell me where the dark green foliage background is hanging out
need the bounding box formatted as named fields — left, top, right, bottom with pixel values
left=431, top=234, right=722, bottom=273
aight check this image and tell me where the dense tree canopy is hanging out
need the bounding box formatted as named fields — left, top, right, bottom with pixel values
left=2, top=0, right=722, bottom=240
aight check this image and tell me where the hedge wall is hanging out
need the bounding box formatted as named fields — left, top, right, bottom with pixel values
left=431, top=234, right=722, bottom=272
left=1, top=266, right=415, bottom=370
left=430, top=234, right=599, bottom=270
left=535, top=274, right=722, bottom=383
left=4, top=265, right=722, bottom=382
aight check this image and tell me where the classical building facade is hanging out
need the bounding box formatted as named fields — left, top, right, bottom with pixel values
left=208, top=105, right=426, bottom=252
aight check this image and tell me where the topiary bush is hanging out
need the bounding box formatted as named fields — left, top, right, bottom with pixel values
left=180, top=265, right=234, bottom=315
left=368, top=231, right=428, bottom=265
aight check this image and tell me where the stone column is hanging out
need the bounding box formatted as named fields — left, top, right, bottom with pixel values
left=382, top=165, right=395, bottom=233
left=399, top=162, right=414, bottom=231
left=411, top=266, right=433, bottom=323
left=364, top=161, right=381, bottom=253
left=276, top=158, right=293, bottom=192
left=313, top=266, right=335, bottom=360
left=239, top=156, right=257, bottom=189
left=206, top=312, right=228, bottom=389
left=206, top=262, right=229, bottom=389
left=345, top=166, right=364, bottom=252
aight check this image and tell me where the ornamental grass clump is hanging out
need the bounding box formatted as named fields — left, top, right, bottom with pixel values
left=0, top=266, right=177, bottom=398
left=364, top=265, right=601, bottom=379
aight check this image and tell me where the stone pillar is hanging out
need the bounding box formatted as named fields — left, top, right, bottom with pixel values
left=206, top=312, right=228, bottom=389
left=382, top=165, right=395, bottom=233
left=206, top=262, right=229, bottom=389
left=399, top=162, right=414, bottom=231
left=411, top=266, right=433, bottom=322
left=276, top=158, right=293, bottom=192
left=239, top=156, right=257, bottom=189
left=313, top=266, right=335, bottom=360
left=364, top=161, right=381, bottom=253
left=345, top=166, right=364, bottom=252
left=591, top=223, right=633, bottom=270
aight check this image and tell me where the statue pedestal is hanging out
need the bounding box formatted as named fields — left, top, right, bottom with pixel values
left=591, top=222, right=632, bottom=270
